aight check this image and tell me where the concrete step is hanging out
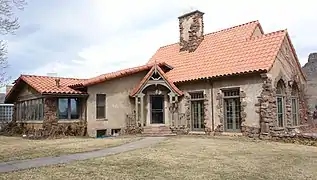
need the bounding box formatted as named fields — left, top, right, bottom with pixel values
left=142, top=126, right=174, bottom=136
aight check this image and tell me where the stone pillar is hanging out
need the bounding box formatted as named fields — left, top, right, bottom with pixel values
left=168, top=93, right=174, bottom=126
left=139, top=93, right=145, bottom=127
left=42, top=97, right=58, bottom=131
left=135, top=97, right=139, bottom=124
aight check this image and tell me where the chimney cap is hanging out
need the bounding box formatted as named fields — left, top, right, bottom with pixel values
left=178, top=10, right=204, bottom=19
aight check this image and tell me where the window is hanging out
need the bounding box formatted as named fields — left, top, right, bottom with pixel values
left=223, top=89, right=241, bottom=132
left=276, top=80, right=285, bottom=127
left=291, top=84, right=299, bottom=126
left=96, top=94, right=106, bottom=119
left=190, top=91, right=205, bottom=131
left=16, top=98, right=44, bottom=121
left=58, top=98, right=80, bottom=120
left=0, top=104, right=13, bottom=122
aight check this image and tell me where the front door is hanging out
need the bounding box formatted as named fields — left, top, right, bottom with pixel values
left=224, top=98, right=241, bottom=132
left=191, top=100, right=204, bottom=131
left=150, top=95, right=164, bottom=124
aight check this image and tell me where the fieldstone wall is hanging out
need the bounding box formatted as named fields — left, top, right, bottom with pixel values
left=170, top=94, right=191, bottom=134
left=256, top=73, right=308, bottom=139
left=215, top=92, right=224, bottom=133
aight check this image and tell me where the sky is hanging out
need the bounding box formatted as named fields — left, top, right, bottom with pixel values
left=3, top=0, right=317, bottom=91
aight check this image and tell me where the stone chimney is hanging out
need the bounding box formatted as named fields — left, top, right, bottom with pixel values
left=178, top=10, right=204, bottom=52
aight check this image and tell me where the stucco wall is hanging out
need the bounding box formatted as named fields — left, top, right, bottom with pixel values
left=86, top=71, right=147, bottom=137
left=268, top=38, right=305, bottom=87
left=178, top=81, right=212, bottom=131
left=267, top=37, right=307, bottom=126
left=176, top=76, right=262, bottom=133
left=212, top=76, right=263, bottom=129
left=251, top=25, right=263, bottom=37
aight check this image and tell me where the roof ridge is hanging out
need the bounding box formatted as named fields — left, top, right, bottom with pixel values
left=20, top=74, right=87, bottom=80
left=204, top=20, right=259, bottom=36
left=249, top=29, right=286, bottom=40
left=158, top=20, right=259, bottom=49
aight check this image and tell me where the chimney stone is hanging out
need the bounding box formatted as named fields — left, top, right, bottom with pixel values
left=55, top=78, right=60, bottom=88
left=178, top=10, right=204, bottom=52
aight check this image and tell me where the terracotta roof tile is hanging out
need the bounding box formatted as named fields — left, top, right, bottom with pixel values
left=148, top=21, right=287, bottom=82
left=81, top=62, right=172, bottom=87
left=19, top=75, right=86, bottom=94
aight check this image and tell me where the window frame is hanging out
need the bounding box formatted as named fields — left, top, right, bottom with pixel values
left=222, top=89, right=241, bottom=132
left=291, top=97, right=299, bottom=126
left=276, top=80, right=285, bottom=127
left=96, top=94, right=106, bottom=119
left=16, top=98, right=44, bottom=121
left=57, top=98, right=80, bottom=120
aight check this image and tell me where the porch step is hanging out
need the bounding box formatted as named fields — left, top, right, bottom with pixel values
left=142, top=126, right=175, bottom=136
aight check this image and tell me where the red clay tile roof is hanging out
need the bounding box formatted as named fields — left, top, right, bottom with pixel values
left=7, top=20, right=302, bottom=101
left=8, top=75, right=87, bottom=97
left=130, top=64, right=183, bottom=97
left=78, top=62, right=172, bottom=87
left=147, top=21, right=288, bottom=82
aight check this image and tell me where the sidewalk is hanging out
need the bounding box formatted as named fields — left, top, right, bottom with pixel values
left=0, top=137, right=166, bottom=173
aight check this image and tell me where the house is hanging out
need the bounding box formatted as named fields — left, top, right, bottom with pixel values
left=5, top=10, right=308, bottom=138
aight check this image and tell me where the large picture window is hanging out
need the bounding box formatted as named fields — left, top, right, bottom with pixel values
left=16, top=98, right=44, bottom=121
left=58, top=98, right=80, bottom=120
left=96, top=94, right=106, bottom=119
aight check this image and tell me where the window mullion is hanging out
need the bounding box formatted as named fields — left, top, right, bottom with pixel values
left=68, top=98, right=71, bottom=119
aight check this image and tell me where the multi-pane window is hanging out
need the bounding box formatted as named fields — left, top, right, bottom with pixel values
left=16, top=99, right=44, bottom=121
left=0, top=104, right=13, bottom=122
left=190, top=92, right=204, bottom=131
left=223, top=89, right=241, bottom=132
left=291, top=85, right=299, bottom=126
left=96, top=94, right=106, bottom=119
left=58, top=98, right=80, bottom=120
left=276, top=80, right=285, bottom=127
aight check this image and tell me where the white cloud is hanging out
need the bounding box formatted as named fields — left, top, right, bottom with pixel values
left=13, top=0, right=317, bottom=80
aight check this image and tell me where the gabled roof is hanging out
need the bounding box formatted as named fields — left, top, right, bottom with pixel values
left=130, top=64, right=183, bottom=97
left=72, top=62, right=173, bottom=87
left=7, top=20, right=302, bottom=101
left=148, top=21, right=288, bottom=82
left=5, top=75, right=87, bottom=103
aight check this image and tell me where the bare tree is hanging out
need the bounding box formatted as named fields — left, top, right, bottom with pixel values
left=0, top=0, right=26, bottom=87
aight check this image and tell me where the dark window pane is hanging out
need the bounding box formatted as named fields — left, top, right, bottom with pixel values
left=71, top=98, right=79, bottom=119
left=58, top=98, right=68, bottom=119
left=96, top=94, right=106, bottom=119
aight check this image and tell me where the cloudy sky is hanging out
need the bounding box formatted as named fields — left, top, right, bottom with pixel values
left=3, top=0, right=317, bottom=90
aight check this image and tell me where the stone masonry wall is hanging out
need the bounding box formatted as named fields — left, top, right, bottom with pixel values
left=256, top=74, right=308, bottom=140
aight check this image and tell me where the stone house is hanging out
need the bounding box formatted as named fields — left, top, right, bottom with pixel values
left=5, top=10, right=308, bottom=138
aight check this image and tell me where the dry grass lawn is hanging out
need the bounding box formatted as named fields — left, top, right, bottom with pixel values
left=0, top=136, right=140, bottom=162
left=1, top=136, right=317, bottom=180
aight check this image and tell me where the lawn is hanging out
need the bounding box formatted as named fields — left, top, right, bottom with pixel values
left=1, top=136, right=317, bottom=180
left=0, top=136, right=141, bottom=162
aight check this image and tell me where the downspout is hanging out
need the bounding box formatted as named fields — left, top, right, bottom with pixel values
left=209, top=79, right=215, bottom=131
